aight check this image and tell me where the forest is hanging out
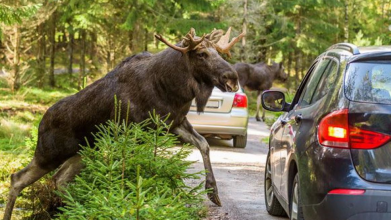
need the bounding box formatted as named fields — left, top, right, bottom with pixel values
left=1, top=0, right=390, bottom=92
left=0, top=0, right=390, bottom=219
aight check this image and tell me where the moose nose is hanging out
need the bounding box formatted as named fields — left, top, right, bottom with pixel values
left=222, top=72, right=239, bottom=92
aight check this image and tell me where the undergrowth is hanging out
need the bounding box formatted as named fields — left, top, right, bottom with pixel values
left=56, top=108, right=206, bottom=219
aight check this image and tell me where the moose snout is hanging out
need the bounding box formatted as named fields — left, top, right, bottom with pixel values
left=221, top=72, right=239, bottom=92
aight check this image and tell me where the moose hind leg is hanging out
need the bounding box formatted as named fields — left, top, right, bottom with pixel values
left=173, top=118, right=221, bottom=207
left=53, top=154, right=84, bottom=189
left=256, top=90, right=262, bottom=121
left=3, top=158, right=52, bottom=220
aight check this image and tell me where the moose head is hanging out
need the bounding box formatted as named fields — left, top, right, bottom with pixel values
left=155, top=27, right=244, bottom=94
left=274, top=61, right=288, bottom=82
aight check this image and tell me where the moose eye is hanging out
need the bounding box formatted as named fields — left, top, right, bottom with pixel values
left=197, top=52, right=208, bottom=58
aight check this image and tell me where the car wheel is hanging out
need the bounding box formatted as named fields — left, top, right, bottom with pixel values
left=233, top=133, right=247, bottom=148
left=290, top=173, right=304, bottom=220
left=264, top=154, right=286, bottom=216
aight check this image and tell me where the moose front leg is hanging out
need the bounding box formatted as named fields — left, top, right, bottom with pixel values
left=173, top=118, right=221, bottom=207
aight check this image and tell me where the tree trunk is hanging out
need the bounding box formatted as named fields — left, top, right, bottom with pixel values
left=144, top=28, right=148, bottom=51
left=61, top=28, right=67, bottom=44
left=89, top=32, right=98, bottom=73
left=12, top=25, right=21, bottom=92
left=294, top=8, right=302, bottom=89
left=132, top=22, right=142, bottom=54
left=344, top=0, right=349, bottom=42
left=67, top=25, right=74, bottom=82
left=240, top=0, right=247, bottom=62
left=287, top=51, right=292, bottom=92
left=37, top=23, right=46, bottom=88
left=78, top=29, right=86, bottom=88
left=294, top=50, right=300, bottom=89
left=49, top=13, right=56, bottom=87
left=258, top=39, right=267, bottom=62
left=300, top=53, right=306, bottom=80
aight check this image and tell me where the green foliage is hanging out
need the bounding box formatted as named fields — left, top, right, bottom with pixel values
left=352, top=30, right=372, bottom=46
left=0, top=3, right=41, bottom=25
left=57, top=112, right=206, bottom=220
left=0, top=3, right=41, bottom=37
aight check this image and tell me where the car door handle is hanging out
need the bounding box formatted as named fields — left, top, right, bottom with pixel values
left=295, top=114, right=303, bottom=123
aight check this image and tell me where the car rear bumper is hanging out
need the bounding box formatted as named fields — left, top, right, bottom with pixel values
left=303, top=190, right=391, bottom=220
left=191, top=124, right=247, bottom=136
left=187, top=108, right=248, bottom=136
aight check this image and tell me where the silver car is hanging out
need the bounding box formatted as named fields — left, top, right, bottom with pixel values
left=187, top=87, right=249, bottom=148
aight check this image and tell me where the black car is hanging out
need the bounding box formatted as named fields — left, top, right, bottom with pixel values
left=262, top=43, right=391, bottom=220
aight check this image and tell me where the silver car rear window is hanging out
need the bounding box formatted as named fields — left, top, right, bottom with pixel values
left=345, top=62, right=391, bottom=104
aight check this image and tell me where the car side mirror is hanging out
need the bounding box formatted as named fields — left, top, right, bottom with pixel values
left=261, top=91, right=289, bottom=112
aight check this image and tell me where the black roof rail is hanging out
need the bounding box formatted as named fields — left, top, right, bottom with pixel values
left=327, top=43, right=360, bottom=55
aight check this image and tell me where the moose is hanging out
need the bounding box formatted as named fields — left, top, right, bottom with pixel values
left=3, top=27, right=244, bottom=220
left=234, top=61, right=288, bottom=121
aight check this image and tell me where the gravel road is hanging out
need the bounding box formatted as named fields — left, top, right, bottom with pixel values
left=186, top=118, right=288, bottom=220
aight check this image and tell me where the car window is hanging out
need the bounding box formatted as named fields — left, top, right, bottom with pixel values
left=310, top=60, right=339, bottom=104
left=288, top=61, right=319, bottom=110
left=345, top=62, right=391, bottom=104
left=297, top=59, right=330, bottom=107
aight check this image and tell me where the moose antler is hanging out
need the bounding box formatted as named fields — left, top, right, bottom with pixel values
left=214, top=27, right=245, bottom=58
left=154, top=28, right=205, bottom=55
left=205, top=29, right=224, bottom=44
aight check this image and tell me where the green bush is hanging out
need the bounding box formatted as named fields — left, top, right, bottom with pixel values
left=56, top=112, right=206, bottom=220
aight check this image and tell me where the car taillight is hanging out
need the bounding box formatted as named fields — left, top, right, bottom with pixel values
left=318, top=109, right=391, bottom=149
left=328, top=189, right=365, bottom=195
left=233, top=93, right=247, bottom=108
left=350, top=127, right=391, bottom=149
left=318, top=109, right=349, bottom=148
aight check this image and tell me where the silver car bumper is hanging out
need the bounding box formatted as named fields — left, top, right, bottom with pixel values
left=187, top=107, right=248, bottom=137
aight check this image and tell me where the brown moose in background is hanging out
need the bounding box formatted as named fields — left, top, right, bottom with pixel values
left=234, top=61, right=288, bottom=121
left=3, top=27, right=244, bottom=220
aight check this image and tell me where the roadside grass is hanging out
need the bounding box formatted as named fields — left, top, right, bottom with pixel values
left=0, top=83, right=73, bottom=153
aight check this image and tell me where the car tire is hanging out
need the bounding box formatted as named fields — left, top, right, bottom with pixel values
left=264, top=153, right=286, bottom=216
left=233, top=133, right=247, bottom=148
left=290, top=173, right=304, bottom=220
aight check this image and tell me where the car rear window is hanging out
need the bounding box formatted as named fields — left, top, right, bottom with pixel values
left=345, top=62, right=391, bottom=104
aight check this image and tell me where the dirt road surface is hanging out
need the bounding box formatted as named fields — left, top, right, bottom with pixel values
left=186, top=118, right=288, bottom=220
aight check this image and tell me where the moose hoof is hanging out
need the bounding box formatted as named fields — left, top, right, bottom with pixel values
left=208, top=192, right=222, bottom=207
left=256, top=117, right=261, bottom=122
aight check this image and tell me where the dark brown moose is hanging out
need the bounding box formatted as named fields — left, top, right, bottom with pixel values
left=234, top=61, right=287, bottom=121
left=3, top=27, right=244, bottom=220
